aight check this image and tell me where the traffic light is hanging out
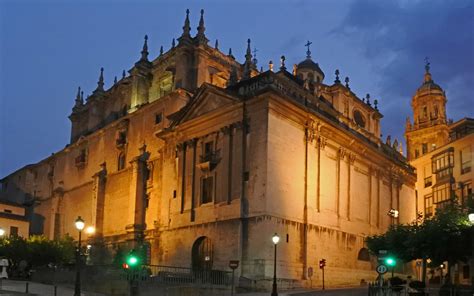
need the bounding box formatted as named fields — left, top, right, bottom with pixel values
left=319, top=259, right=326, bottom=269
left=385, top=257, right=396, bottom=267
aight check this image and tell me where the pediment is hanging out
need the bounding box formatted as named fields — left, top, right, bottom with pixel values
left=178, top=85, right=239, bottom=124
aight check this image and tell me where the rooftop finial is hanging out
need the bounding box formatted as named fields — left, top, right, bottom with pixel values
left=215, top=39, right=219, bottom=50
left=269, top=60, right=274, bottom=72
left=228, top=48, right=234, bottom=59
left=366, top=93, right=371, bottom=106
left=424, top=56, right=432, bottom=83
left=195, top=9, right=208, bottom=45
left=305, top=40, right=312, bottom=59
left=252, top=47, right=258, bottom=66
left=96, top=67, right=104, bottom=91
left=114, top=76, right=118, bottom=84
left=334, top=69, right=340, bottom=84
left=293, top=64, right=297, bottom=76
left=184, top=9, right=191, bottom=36
left=345, top=77, right=350, bottom=89
left=122, top=70, right=126, bottom=79
left=140, top=35, right=149, bottom=61
left=280, top=55, right=286, bottom=71
left=160, top=45, right=164, bottom=56
left=374, top=99, right=378, bottom=110
left=172, top=38, right=176, bottom=48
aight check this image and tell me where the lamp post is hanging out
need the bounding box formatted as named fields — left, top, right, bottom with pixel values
left=74, top=216, right=85, bottom=296
left=271, top=233, right=280, bottom=296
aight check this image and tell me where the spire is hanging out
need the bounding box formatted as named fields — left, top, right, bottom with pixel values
left=334, top=69, right=340, bottom=84
left=94, top=67, right=104, bottom=93
left=305, top=40, right=312, bottom=59
left=160, top=45, right=164, bottom=56
left=195, top=9, right=208, bottom=45
left=243, top=39, right=253, bottom=79
left=424, top=56, right=432, bottom=83
left=182, top=9, right=191, bottom=38
left=172, top=38, right=176, bottom=48
left=114, top=76, right=118, bottom=84
left=215, top=39, right=219, bottom=50
left=140, top=35, right=149, bottom=61
left=245, top=39, right=252, bottom=65
left=74, top=86, right=83, bottom=107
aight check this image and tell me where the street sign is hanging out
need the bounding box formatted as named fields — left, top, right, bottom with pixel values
left=308, top=267, right=313, bottom=277
left=229, top=260, right=239, bottom=270
left=376, top=264, right=388, bottom=274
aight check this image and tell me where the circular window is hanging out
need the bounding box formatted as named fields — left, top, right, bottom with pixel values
left=353, top=110, right=366, bottom=128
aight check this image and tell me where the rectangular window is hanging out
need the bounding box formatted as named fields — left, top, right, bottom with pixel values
left=424, top=194, right=433, bottom=218
left=4, top=209, right=12, bottom=213
left=422, top=143, right=428, bottom=155
left=423, top=165, right=432, bottom=187
left=155, top=112, right=163, bottom=125
left=433, top=183, right=451, bottom=205
left=460, top=146, right=471, bottom=174
left=10, top=226, right=18, bottom=237
left=201, top=141, right=214, bottom=163
left=462, top=182, right=472, bottom=206
left=201, top=176, right=214, bottom=204
left=432, top=149, right=454, bottom=181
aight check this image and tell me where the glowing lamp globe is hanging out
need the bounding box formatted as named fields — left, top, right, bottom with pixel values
left=272, top=233, right=280, bottom=245
left=75, top=216, right=85, bottom=231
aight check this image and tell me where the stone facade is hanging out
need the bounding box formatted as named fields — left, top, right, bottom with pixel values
left=0, top=10, right=416, bottom=287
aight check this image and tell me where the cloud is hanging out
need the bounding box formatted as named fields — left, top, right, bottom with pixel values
left=336, top=0, right=474, bottom=140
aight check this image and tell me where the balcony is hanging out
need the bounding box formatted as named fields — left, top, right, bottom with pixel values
left=197, top=152, right=219, bottom=172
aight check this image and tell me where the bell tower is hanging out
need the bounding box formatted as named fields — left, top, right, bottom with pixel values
left=405, top=61, right=450, bottom=160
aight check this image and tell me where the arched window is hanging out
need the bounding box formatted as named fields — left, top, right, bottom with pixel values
left=357, top=248, right=370, bottom=261
left=353, top=110, right=366, bottom=128
left=118, top=153, right=126, bottom=171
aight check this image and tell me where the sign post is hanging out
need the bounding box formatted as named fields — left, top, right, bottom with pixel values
left=229, top=260, right=239, bottom=296
left=319, top=259, right=326, bottom=290
left=376, top=264, right=388, bottom=288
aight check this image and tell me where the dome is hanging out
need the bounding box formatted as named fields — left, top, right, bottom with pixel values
left=297, top=58, right=325, bottom=78
left=417, top=63, right=443, bottom=93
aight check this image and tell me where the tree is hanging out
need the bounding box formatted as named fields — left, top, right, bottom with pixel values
left=366, top=200, right=472, bottom=284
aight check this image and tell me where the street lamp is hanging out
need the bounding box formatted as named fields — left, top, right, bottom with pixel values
left=271, top=233, right=280, bottom=296
left=74, top=216, right=85, bottom=296
left=86, top=226, right=95, bottom=235
left=468, top=213, right=474, bottom=224
left=0, top=228, right=5, bottom=236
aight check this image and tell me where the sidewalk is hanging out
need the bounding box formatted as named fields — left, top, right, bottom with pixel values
left=0, top=280, right=105, bottom=296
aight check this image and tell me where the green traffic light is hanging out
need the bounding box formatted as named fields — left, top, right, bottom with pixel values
left=127, top=256, right=139, bottom=266
left=385, top=257, right=396, bottom=266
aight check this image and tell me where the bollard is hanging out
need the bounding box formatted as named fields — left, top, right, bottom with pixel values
left=54, top=285, right=57, bottom=296
left=25, top=282, right=29, bottom=293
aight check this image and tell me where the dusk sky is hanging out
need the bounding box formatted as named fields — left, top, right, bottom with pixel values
left=1, top=0, right=473, bottom=177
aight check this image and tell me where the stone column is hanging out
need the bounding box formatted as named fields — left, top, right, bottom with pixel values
left=91, top=162, right=107, bottom=237
left=126, top=145, right=149, bottom=244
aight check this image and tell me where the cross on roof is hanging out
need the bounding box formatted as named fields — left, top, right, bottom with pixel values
left=305, top=40, right=312, bottom=58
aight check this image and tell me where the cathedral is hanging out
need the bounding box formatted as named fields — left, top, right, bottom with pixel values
left=0, top=10, right=417, bottom=287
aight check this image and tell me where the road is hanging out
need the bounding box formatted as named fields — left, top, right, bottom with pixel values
left=290, top=287, right=367, bottom=296
left=0, top=279, right=105, bottom=296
